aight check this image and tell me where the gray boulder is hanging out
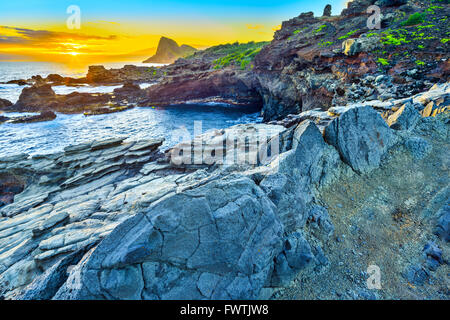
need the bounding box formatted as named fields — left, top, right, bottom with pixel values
left=324, top=106, right=396, bottom=174
left=54, top=175, right=284, bottom=300
left=271, top=231, right=314, bottom=286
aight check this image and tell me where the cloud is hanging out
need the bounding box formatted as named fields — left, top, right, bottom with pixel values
left=245, top=24, right=264, bottom=30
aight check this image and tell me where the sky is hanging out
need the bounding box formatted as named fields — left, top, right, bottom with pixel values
left=0, top=1, right=347, bottom=67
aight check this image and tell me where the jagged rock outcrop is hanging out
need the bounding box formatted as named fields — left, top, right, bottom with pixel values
left=0, top=83, right=446, bottom=300
left=143, top=37, right=197, bottom=64
left=140, top=0, right=449, bottom=121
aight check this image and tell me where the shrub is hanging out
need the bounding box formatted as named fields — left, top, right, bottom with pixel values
left=401, top=12, right=425, bottom=26
left=338, top=29, right=359, bottom=40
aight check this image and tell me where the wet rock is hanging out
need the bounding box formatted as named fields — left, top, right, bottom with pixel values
left=143, top=69, right=262, bottom=109
left=91, top=138, right=125, bottom=151
left=6, top=79, right=27, bottom=86
left=113, top=82, right=142, bottom=99
left=86, top=65, right=163, bottom=84
left=45, top=74, right=65, bottom=84
left=86, top=66, right=116, bottom=83
left=324, top=106, right=396, bottom=173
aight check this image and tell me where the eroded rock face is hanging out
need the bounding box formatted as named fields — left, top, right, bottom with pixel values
left=86, top=65, right=163, bottom=84
left=143, top=37, right=197, bottom=64
left=324, top=106, right=397, bottom=173
left=0, top=138, right=166, bottom=298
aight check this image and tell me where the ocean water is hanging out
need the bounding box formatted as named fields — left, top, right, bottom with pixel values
left=0, top=62, right=261, bottom=157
